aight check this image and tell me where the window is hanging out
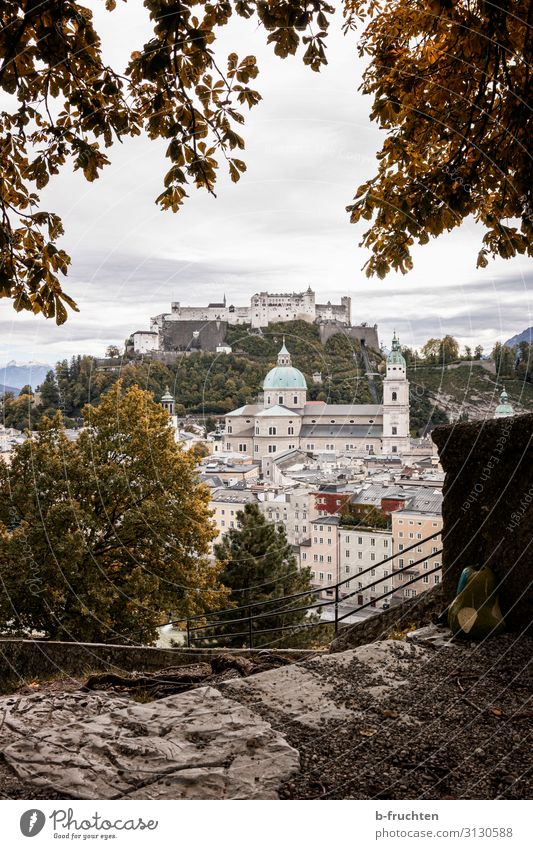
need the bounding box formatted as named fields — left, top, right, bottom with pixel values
left=392, top=391, right=397, bottom=401
left=370, top=553, right=375, bottom=561
left=238, top=443, right=247, bottom=452
left=409, top=559, right=414, bottom=565
left=227, top=425, right=232, bottom=433
left=417, top=546, right=422, bottom=553
left=319, top=555, right=324, bottom=563
left=226, top=442, right=231, bottom=450
left=398, top=573, right=403, bottom=582
left=319, top=572, right=324, bottom=581
left=345, top=565, right=350, bottom=573
left=327, top=573, right=332, bottom=582
left=383, top=539, right=389, bottom=548
left=399, top=543, right=404, bottom=550
left=302, top=552, right=306, bottom=561
left=267, top=396, right=271, bottom=405
left=416, top=533, right=422, bottom=539
left=358, top=536, right=363, bottom=545
left=409, top=532, right=414, bottom=539
left=399, top=531, right=404, bottom=538
left=392, top=446, right=398, bottom=453
left=383, top=585, right=389, bottom=593
left=313, top=537, right=317, bottom=543
left=345, top=550, right=350, bottom=557
left=371, top=569, right=376, bottom=577
left=255, top=445, right=259, bottom=452
left=293, top=396, right=298, bottom=405
left=307, top=443, right=315, bottom=450
left=268, top=445, right=276, bottom=453
left=319, top=525, right=323, bottom=532
left=398, top=558, right=404, bottom=567
left=392, top=426, right=397, bottom=435
left=327, top=538, right=332, bottom=545
left=319, top=538, right=323, bottom=544
left=278, top=396, right=283, bottom=405
left=327, top=556, right=332, bottom=563
left=423, top=561, right=428, bottom=569
left=313, top=555, right=318, bottom=562
left=434, top=575, right=440, bottom=584
left=288, top=426, right=294, bottom=435
left=221, top=520, right=225, bottom=527
left=370, top=538, right=376, bottom=547
left=423, top=575, right=429, bottom=583
left=432, top=546, right=439, bottom=553
left=358, top=551, right=363, bottom=560
left=268, top=426, right=277, bottom=436
left=384, top=569, right=389, bottom=577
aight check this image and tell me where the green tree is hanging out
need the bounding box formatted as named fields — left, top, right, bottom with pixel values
left=474, top=345, right=484, bottom=361
left=492, top=343, right=514, bottom=378
left=0, top=382, right=228, bottom=644
left=214, top=504, right=317, bottom=648
left=1, top=390, right=34, bottom=431
left=421, top=339, right=440, bottom=364
left=340, top=502, right=389, bottom=530
left=106, top=345, right=121, bottom=359
left=438, top=335, right=459, bottom=364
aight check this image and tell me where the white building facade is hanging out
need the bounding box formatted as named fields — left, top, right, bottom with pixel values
left=224, top=335, right=410, bottom=460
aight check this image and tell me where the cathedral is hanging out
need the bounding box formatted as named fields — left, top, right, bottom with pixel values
left=223, top=335, right=410, bottom=459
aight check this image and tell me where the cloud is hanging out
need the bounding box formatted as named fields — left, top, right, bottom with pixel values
left=0, top=5, right=531, bottom=364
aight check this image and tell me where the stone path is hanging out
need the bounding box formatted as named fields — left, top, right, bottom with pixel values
left=1, top=686, right=298, bottom=799
left=0, top=634, right=531, bottom=799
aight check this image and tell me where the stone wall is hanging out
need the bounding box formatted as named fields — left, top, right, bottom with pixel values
left=329, top=585, right=444, bottom=653
left=161, top=319, right=228, bottom=352
left=0, top=640, right=315, bottom=691
left=318, top=323, right=380, bottom=351
left=432, top=414, right=533, bottom=631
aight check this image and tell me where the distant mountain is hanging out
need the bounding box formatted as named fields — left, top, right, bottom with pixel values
left=0, top=361, right=52, bottom=392
left=0, top=384, right=20, bottom=397
left=505, top=327, right=533, bottom=348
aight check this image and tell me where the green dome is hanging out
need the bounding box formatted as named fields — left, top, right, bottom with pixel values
left=387, top=332, right=406, bottom=367
left=263, top=341, right=307, bottom=391
left=263, top=366, right=307, bottom=390
left=495, top=389, right=514, bottom=418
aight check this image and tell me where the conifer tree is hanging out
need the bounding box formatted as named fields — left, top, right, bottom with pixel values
left=214, top=503, right=318, bottom=648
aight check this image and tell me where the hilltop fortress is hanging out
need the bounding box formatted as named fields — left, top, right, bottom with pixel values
left=130, top=288, right=379, bottom=355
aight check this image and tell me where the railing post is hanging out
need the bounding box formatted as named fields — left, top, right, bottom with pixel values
left=334, top=584, right=339, bottom=635
left=248, top=606, right=253, bottom=649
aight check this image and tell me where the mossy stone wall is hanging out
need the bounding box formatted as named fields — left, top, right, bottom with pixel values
left=432, top=414, right=533, bottom=631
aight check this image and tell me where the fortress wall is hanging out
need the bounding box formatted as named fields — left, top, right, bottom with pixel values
left=318, top=324, right=380, bottom=351
left=161, top=320, right=228, bottom=352
left=432, top=414, right=533, bottom=631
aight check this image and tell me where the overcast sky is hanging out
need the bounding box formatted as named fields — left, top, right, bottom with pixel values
left=1, top=3, right=531, bottom=366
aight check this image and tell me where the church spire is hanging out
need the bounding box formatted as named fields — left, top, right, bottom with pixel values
left=277, top=338, right=291, bottom=366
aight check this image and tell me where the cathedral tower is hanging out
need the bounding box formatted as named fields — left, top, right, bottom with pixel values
left=381, top=333, right=410, bottom=455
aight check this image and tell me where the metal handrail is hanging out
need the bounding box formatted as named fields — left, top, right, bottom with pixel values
left=185, top=541, right=443, bottom=646
left=182, top=528, right=442, bottom=625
